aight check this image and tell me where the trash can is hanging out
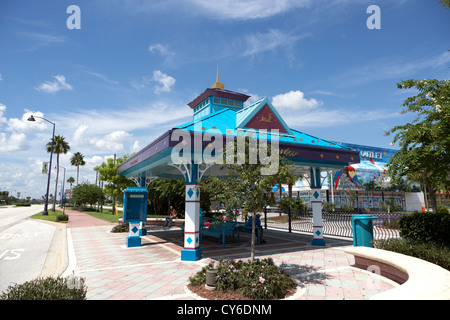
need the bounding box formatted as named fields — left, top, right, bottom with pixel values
left=352, top=214, right=378, bottom=247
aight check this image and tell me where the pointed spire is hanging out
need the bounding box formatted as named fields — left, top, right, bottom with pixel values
left=211, top=65, right=225, bottom=89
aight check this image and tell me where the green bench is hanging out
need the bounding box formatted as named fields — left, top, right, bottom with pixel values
left=235, top=222, right=260, bottom=245
left=202, top=222, right=238, bottom=248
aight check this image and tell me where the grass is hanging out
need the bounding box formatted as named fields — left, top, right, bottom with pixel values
left=30, top=206, right=123, bottom=223
left=30, top=205, right=172, bottom=224
left=31, top=209, right=67, bottom=223
left=80, top=208, right=122, bottom=223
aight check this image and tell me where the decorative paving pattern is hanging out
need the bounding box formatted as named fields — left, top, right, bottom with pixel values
left=67, top=223, right=397, bottom=300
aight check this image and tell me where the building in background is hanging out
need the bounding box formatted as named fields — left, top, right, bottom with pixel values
left=290, top=142, right=425, bottom=211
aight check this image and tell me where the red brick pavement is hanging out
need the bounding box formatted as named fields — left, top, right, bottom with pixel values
left=65, top=208, right=116, bottom=228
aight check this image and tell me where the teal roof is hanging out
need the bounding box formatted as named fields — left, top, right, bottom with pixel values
left=118, top=92, right=359, bottom=179
left=174, top=98, right=349, bottom=151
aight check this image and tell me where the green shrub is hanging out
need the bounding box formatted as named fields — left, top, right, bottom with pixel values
left=0, top=276, right=87, bottom=300
left=437, top=206, right=449, bottom=214
left=111, top=223, right=129, bottom=233
left=189, top=258, right=296, bottom=300
left=399, top=212, right=450, bottom=246
left=56, top=214, right=69, bottom=222
left=374, top=238, right=450, bottom=270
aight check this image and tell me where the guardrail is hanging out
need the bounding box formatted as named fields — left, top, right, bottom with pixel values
left=265, top=209, right=409, bottom=240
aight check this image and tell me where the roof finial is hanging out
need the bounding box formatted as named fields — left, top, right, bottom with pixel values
left=211, top=65, right=224, bottom=89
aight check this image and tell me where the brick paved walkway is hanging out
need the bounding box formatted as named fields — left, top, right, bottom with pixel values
left=63, top=209, right=398, bottom=300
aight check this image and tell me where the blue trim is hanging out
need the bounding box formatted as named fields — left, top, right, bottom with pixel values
left=311, top=239, right=326, bottom=246
left=126, top=236, right=141, bottom=247
left=181, top=248, right=202, bottom=261
left=310, top=167, right=322, bottom=189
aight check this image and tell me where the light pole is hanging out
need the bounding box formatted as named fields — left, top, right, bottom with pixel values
left=27, top=115, right=55, bottom=216
left=59, top=165, right=66, bottom=214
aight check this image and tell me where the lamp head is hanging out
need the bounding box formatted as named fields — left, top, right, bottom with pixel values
left=27, top=115, right=36, bottom=122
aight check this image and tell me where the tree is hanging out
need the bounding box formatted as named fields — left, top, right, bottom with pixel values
left=147, top=179, right=185, bottom=216
left=71, top=183, right=105, bottom=208
left=212, top=137, right=296, bottom=262
left=95, top=155, right=136, bottom=210
left=46, top=135, right=70, bottom=212
left=439, top=0, right=450, bottom=9
left=67, top=176, right=75, bottom=189
left=70, top=152, right=86, bottom=185
left=386, top=79, right=449, bottom=212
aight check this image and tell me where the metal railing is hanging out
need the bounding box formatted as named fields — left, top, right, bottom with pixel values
left=264, top=208, right=408, bottom=240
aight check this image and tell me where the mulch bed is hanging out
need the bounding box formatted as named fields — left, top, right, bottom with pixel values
left=187, top=284, right=297, bottom=300
left=187, top=284, right=251, bottom=300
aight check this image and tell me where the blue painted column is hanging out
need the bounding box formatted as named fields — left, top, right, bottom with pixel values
left=310, top=167, right=325, bottom=246
left=138, top=175, right=147, bottom=236
left=181, top=164, right=202, bottom=261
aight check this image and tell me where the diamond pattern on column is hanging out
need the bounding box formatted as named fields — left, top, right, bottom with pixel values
left=313, top=191, right=319, bottom=199
left=187, top=237, right=193, bottom=244
left=187, top=188, right=194, bottom=198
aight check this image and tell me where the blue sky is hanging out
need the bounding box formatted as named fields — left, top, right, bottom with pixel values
left=0, top=0, right=449, bottom=199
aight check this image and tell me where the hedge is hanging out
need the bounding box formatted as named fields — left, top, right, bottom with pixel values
left=399, top=212, right=450, bottom=247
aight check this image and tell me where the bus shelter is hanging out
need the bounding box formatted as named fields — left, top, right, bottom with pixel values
left=117, top=76, right=360, bottom=261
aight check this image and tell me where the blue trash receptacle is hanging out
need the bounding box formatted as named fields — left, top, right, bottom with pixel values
left=352, top=214, right=378, bottom=247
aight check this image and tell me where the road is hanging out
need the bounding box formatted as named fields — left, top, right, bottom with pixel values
left=0, top=205, right=58, bottom=293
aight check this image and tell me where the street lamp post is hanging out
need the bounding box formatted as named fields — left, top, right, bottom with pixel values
left=27, top=115, right=55, bottom=216
left=59, top=166, right=66, bottom=214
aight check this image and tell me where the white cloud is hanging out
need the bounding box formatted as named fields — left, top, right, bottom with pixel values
left=86, top=71, right=119, bottom=85
left=0, top=106, right=50, bottom=152
left=243, top=29, right=310, bottom=57
left=20, top=32, right=67, bottom=51
left=152, top=70, right=176, bottom=93
left=0, top=73, right=3, bottom=81
left=188, top=0, right=312, bottom=20
left=272, top=90, right=322, bottom=111
left=333, top=51, right=450, bottom=88
left=279, top=106, right=400, bottom=129
left=37, top=75, right=73, bottom=93
left=6, top=109, right=48, bottom=133
left=72, top=124, right=132, bottom=152
left=0, top=104, right=7, bottom=125
left=149, top=43, right=175, bottom=58
left=131, top=70, right=176, bottom=93
left=0, top=132, right=28, bottom=152
left=55, top=99, right=191, bottom=154
left=270, top=90, right=399, bottom=129
left=130, top=140, right=142, bottom=153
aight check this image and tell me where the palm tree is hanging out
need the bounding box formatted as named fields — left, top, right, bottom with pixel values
left=46, top=135, right=70, bottom=211
left=67, top=176, right=75, bottom=192
left=70, top=152, right=86, bottom=185
left=67, top=176, right=75, bottom=204
left=67, top=176, right=75, bottom=189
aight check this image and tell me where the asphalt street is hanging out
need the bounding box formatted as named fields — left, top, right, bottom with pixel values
left=0, top=205, right=58, bottom=293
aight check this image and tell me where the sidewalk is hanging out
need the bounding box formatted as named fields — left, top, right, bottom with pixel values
left=61, top=209, right=398, bottom=300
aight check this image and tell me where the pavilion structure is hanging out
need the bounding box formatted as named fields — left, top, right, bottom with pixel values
left=117, top=72, right=360, bottom=261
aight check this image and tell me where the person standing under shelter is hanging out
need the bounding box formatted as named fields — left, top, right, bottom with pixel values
left=164, top=206, right=178, bottom=227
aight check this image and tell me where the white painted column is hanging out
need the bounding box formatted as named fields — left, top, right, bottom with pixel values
left=181, top=164, right=202, bottom=261
left=311, top=167, right=325, bottom=246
